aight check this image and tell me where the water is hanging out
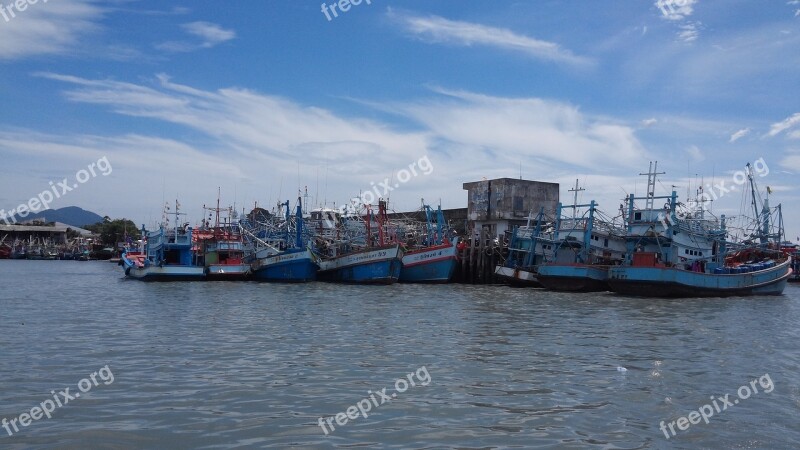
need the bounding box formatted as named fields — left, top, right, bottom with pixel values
left=1, top=260, right=798, bottom=449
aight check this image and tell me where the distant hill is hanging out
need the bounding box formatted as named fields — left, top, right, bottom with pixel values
left=18, top=206, right=104, bottom=228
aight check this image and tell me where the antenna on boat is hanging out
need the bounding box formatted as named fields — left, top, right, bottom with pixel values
left=216, top=187, right=221, bottom=228
left=315, top=167, right=320, bottom=209
left=568, top=179, right=585, bottom=220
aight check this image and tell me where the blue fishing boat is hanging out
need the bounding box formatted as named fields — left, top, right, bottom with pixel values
left=247, top=197, right=319, bottom=282
left=538, top=181, right=627, bottom=292
left=317, top=244, right=403, bottom=284
left=399, top=204, right=459, bottom=283
left=494, top=207, right=553, bottom=286
left=313, top=200, right=403, bottom=284
left=196, top=194, right=251, bottom=280
left=607, top=162, right=791, bottom=297
left=121, top=200, right=205, bottom=281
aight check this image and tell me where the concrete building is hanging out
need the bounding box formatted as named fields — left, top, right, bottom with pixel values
left=463, top=178, right=559, bottom=240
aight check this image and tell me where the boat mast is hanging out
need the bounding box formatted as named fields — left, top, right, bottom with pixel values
left=581, top=200, right=596, bottom=264
left=568, top=179, right=584, bottom=220
left=746, top=163, right=771, bottom=244
left=640, top=161, right=665, bottom=211
left=215, top=187, right=221, bottom=229
left=296, top=196, right=304, bottom=249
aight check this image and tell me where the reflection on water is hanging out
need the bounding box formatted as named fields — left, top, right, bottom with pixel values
left=0, top=260, right=798, bottom=449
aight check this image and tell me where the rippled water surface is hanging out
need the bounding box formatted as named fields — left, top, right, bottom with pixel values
left=1, top=260, right=799, bottom=449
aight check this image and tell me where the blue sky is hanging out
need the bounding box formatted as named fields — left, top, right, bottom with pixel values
left=1, top=0, right=799, bottom=239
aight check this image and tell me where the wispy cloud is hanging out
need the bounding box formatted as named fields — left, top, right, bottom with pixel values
left=0, top=0, right=104, bottom=60
left=655, top=0, right=698, bottom=21
left=654, top=0, right=701, bottom=42
left=157, top=21, right=235, bottom=52
left=686, top=145, right=704, bottom=162
left=729, top=128, right=750, bottom=142
left=388, top=86, right=647, bottom=170
left=641, top=118, right=658, bottom=127
left=388, top=9, right=592, bottom=67
left=677, top=22, right=702, bottom=43
left=766, top=112, right=800, bottom=137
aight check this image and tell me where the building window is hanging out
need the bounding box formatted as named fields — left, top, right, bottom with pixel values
left=513, top=196, right=523, bottom=212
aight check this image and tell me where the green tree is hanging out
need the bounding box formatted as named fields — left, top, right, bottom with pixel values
left=86, top=219, right=141, bottom=247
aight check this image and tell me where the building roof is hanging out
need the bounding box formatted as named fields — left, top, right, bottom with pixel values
left=0, top=224, right=70, bottom=233
left=0, top=222, right=93, bottom=235
left=463, top=178, right=560, bottom=190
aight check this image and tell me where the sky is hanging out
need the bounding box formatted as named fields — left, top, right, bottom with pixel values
left=0, top=0, right=799, bottom=239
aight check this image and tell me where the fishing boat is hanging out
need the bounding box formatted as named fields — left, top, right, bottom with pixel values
left=607, top=162, right=791, bottom=297
left=790, top=251, right=800, bottom=282
left=195, top=195, right=251, bottom=280
left=121, top=201, right=205, bottom=281
left=537, top=182, right=627, bottom=292
left=0, top=235, right=10, bottom=259
left=781, top=242, right=800, bottom=282
left=399, top=204, right=459, bottom=283
left=313, top=200, right=403, bottom=284
left=494, top=207, right=554, bottom=286
left=245, top=197, right=319, bottom=282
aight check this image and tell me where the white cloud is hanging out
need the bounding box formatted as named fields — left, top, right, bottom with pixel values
left=654, top=0, right=701, bottom=42
left=655, top=0, right=698, bottom=21
left=27, top=74, right=651, bottom=214
left=641, top=118, right=658, bottom=127
left=789, top=130, right=800, bottom=139
left=183, top=22, right=235, bottom=45
left=390, top=87, right=647, bottom=171
left=729, top=128, right=750, bottom=143
left=686, top=145, right=704, bottom=162
left=677, top=22, right=701, bottom=43
left=781, top=154, right=800, bottom=172
left=0, top=0, right=104, bottom=60
left=766, top=113, right=800, bottom=137
left=388, top=9, right=592, bottom=67
left=157, top=21, right=235, bottom=52
left=0, top=130, right=248, bottom=224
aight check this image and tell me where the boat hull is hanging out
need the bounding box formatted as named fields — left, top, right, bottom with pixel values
left=252, top=249, right=319, bottom=282
left=494, top=265, right=541, bottom=287
left=318, top=245, right=403, bottom=284
left=206, top=264, right=251, bottom=281
left=122, top=252, right=205, bottom=281
left=608, top=261, right=791, bottom=297
left=399, top=241, right=458, bottom=283
left=124, top=265, right=206, bottom=281
left=537, top=264, right=610, bottom=292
